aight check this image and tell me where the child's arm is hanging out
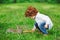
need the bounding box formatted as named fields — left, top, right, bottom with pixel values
left=23, top=26, right=36, bottom=33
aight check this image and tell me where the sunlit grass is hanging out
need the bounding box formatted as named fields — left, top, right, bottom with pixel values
left=0, top=3, right=60, bottom=40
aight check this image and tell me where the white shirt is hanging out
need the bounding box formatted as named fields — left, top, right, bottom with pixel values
left=34, top=12, right=53, bottom=30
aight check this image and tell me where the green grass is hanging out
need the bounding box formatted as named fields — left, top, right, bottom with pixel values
left=0, top=3, right=60, bottom=40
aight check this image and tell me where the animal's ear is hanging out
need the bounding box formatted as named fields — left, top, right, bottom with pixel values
left=16, top=25, right=19, bottom=29
left=16, top=25, right=22, bottom=29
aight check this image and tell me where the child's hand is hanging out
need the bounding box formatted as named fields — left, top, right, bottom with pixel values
left=44, top=24, right=48, bottom=28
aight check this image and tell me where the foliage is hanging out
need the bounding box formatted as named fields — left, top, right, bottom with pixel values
left=0, top=0, right=60, bottom=3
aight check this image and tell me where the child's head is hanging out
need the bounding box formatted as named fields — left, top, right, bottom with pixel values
left=25, top=6, right=38, bottom=18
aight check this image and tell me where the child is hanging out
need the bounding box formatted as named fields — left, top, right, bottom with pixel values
left=24, top=6, right=53, bottom=35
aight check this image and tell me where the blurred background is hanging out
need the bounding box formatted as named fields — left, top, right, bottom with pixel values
left=0, top=0, right=60, bottom=40
left=0, top=0, right=60, bottom=3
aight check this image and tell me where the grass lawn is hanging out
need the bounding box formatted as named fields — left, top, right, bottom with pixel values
left=0, top=3, right=60, bottom=40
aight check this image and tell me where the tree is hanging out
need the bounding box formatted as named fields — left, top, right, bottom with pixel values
left=14, top=0, right=16, bottom=3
